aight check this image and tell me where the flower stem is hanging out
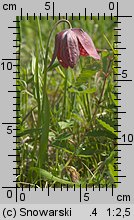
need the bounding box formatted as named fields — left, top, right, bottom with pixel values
left=37, top=17, right=44, bottom=56
left=62, top=69, right=68, bottom=119
left=38, top=19, right=72, bottom=168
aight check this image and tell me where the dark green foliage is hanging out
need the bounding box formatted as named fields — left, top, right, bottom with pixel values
left=17, top=16, right=118, bottom=187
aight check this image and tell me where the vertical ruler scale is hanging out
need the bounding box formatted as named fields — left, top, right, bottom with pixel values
left=14, top=17, right=21, bottom=203
left=0, top=0, right=134, bottom=219
left=12, top=17, right=20, bottom=186
left=113, top=2, right=126, bottom=186
left=0, top=15, right=22, bottom=202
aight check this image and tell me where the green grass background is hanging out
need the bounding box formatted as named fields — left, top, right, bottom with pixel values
left=17, top=16, right=118, bottom=187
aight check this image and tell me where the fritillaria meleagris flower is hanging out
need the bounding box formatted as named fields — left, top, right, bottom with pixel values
left=49, top=28, right=100, bottom=68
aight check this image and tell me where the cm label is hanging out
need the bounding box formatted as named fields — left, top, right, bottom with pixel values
left=3, top=4, right=16, bottom=10
left=117, top=194, right=131, bottom=202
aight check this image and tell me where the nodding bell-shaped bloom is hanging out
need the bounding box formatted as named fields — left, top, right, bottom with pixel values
left=49, top=28, right=100, bottom=68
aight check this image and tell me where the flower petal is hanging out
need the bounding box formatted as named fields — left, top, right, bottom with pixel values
left=48, top=30, right=67, bottom=68
left=78, top=41, right=88, bottom=56
left=62, top=30, right=79, bottom=68
left=72, top=28, right=100, bottom=60
left=58, top=30, right=79, bottom=68
left=48, top=34, right=60, bottom=68
left=66, top=30, right=80, bottom=68
left=57, top=31, right=69, bottom=68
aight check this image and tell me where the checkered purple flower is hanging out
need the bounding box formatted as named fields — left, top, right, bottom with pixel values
left=49, top=28, right=100, bottom=68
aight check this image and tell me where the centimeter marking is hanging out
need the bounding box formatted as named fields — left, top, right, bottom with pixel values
left=19, top=1, right=132, bottom=21
left=1, top=1, right=133, bottom=203
left=2, top=183, right=114, bottom=200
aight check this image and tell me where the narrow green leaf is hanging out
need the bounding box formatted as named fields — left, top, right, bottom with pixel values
left=103, top=34, right=115, bottom=53
left=97, top=119, right=118, bottom=137
left=19, top=128, right=41, bottom=137
left=77, top=149, right=104, bottom=157
left=30, top=167, right=80, bottom=186
left=58, top=121, right=73, bottom=130
left=69, top=87, right=96, bottom=94
left=55, top=132, right=72, bottom=141
left=104, top=151, right=116, bottom=166
left=39, top=93, right=50, bottom=167
left=108, top=164, right=118, bottom=186
left=111, top=93, right=118, bottom=106
left=87, top=130, right=116, bottom=139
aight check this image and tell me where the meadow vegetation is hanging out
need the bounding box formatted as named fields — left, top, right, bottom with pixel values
left=17, top=16, right=118, bottom=187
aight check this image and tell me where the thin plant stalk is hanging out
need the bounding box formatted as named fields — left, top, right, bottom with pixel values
left=62, top=69, right=68, bottom=119
left=38, top=19, right=72, bottom=168
left=37, top=17, right=44, bottom=56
